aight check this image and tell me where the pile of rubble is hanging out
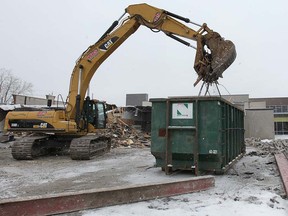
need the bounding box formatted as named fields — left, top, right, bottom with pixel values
left=106, top=120, right=151, bottom=148
left=104, top=107, right=151, bottom=148
left=245, top=137, right=288, bottom=156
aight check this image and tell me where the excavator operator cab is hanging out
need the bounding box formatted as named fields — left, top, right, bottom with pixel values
left=82, top=97, right=106, bottom=129
left=95, top=102, right=106, bottom=129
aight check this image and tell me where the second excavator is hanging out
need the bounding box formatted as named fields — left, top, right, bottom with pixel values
left=4, top=3, right=236, bottom=160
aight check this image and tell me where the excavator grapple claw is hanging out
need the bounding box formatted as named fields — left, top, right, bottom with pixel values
left=193, top=31, right=236, bottom=86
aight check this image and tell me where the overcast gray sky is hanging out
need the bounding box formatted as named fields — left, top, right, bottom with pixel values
left=0, top=0, right=287, bottom=105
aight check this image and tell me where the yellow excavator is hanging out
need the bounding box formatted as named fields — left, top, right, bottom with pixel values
left=4, top=3, right=236, bottom=160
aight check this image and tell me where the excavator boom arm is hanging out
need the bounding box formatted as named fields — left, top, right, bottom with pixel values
left=66, top=3, right=236, bottom=122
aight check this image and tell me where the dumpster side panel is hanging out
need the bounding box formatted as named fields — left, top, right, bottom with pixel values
left=197, top=100, right=223, bottom=171
left=169, top=101, right=196, bottom=170
left=198, top=100, right=222, bottom=155
left=150, top=101, right=167, bottom=167
left=150, top=97, right=245, bottom=174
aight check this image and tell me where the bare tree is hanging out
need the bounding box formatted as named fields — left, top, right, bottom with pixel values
left=0, top=68, right=33, bottom=104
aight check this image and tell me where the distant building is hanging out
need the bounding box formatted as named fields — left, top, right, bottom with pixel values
left=126, top=93, right=149, bottom=106
left=222, top=94, right=275, bottom=139
left=222, top=94, right=249, bottom=110
left=249, top=97, right=288, bottom=135
left=12, top=94, right=57, bottom=106
left=1, top=93, right=288, bottom=137
left=124, top=93, right=151, bottom=132
left=223, top=95, right=288, bottom=137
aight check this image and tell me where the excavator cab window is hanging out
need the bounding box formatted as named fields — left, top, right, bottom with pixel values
left=82, top=99, right=106, bottom=129
left=95, top=102, right=106, bottom=129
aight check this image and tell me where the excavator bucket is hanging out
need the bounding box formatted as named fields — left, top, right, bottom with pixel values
left=193, top=31, right=236, bottom=86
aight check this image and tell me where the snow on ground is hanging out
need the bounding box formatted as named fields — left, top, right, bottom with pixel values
left=79, top=146, right=288, bottom=216
left=0, top=147, right=197, bottom=199
left=82, top=191, right=287, bottom=216
left=0, top=141, right=288, bottom=215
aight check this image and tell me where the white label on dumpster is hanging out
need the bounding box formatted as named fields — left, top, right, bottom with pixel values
left=172, top=103, right=193, bottom=119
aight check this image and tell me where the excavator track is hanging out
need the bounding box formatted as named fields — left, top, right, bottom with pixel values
left=11, top=136, right=48, bottom=160
left=69, top=135, right=111, bottom=160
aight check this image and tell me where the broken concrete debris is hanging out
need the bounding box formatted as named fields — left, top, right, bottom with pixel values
left=245, top=137, right=288, bottom=156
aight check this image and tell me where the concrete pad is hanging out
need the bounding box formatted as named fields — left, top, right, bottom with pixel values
left=0, top=147, right=215, bottom=215
left=0, top=176, right=214, bottom=216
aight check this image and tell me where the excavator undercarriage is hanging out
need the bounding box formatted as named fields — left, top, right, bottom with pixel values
left=7, top=98, right=111, bottom=160
left=11, top=134, right=111, bottom=160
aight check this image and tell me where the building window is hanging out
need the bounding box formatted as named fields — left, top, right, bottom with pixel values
left=266, top=104, right=288, bottom=134
left=284, top=122, right=288, bottom=135
left=275, top=122, right=288, bottom=135
left=268, top=105, right=288, bottom=113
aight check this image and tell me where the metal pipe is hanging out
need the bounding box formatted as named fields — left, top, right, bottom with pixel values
left=194, top=99, right=199, bottom=176
left=96, top=11, right=126, bottom=44
left=166, top=33, right=196, bottom=49
left=75, top=65, right=83, bottom=128
left=215, top=82, right=222, bottom=97
left=165, top=99, right=172, bottom=174
left=190, top=21, right=202, bottom=28
left=87, top=85, right=90, bottom=98
left=164, top=10, right=201, bottom=27
left=117, top=11, right=126, bottom=22
left=164, top=10, right=190, bottom=23
left=78, top=65, right=83, bottom=95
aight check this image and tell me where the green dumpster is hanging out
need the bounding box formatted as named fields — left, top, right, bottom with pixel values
left=150, top=96, right=245, bottom=175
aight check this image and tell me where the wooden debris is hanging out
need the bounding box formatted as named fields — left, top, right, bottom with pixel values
left=105, top=108, right=151, bottom=148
